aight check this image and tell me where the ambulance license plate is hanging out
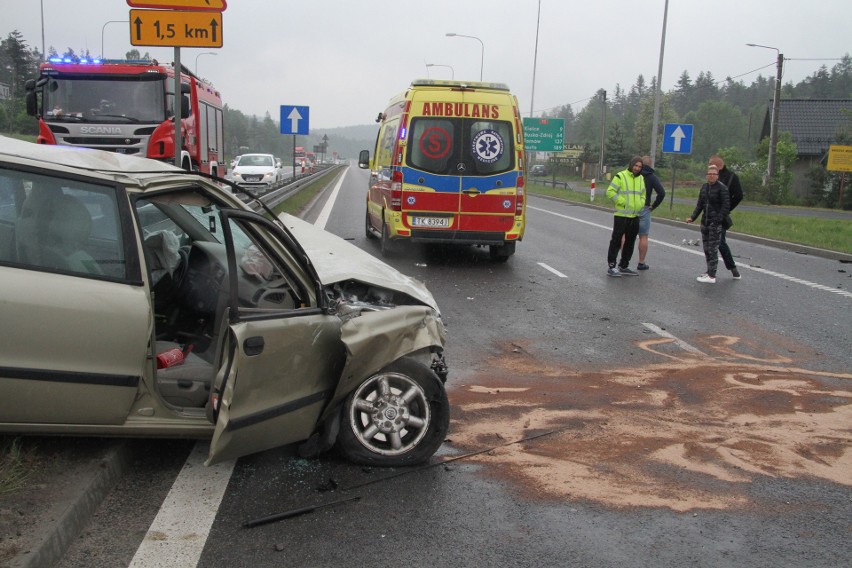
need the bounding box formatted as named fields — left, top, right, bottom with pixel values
left=411, top=217, right=450, bottom=228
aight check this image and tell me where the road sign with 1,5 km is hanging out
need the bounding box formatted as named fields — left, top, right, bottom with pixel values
left=280, top=105, right=310, bottom=135
left=127, top=0, right=227, bottom=11
left=523, top=118, right=564, bottom=152
left=662, top=123, right=693, bottom=154
left=130, top=9, right=222, bottom=47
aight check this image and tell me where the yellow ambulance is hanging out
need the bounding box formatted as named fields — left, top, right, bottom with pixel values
left=359, top=79, right=526, bottom=261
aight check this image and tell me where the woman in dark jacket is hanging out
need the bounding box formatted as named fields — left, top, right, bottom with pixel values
left=686, top=164, right=730, bottom=283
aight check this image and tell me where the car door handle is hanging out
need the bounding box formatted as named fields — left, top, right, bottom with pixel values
left=243, top=336, right=265, bottom=356
left=462, top=188, right=481, bottom=196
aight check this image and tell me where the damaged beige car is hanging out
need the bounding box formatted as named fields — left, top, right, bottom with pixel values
left=0, top=136, right=449, bottom=467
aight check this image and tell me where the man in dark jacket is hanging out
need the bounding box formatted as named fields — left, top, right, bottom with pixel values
left=686, top=164, right=730, bottom=284
left=634, top=155, right=666, bottom=270
left=709, top=155, right=742, bottom=279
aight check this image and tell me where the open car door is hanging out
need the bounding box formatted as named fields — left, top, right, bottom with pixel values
left=207, top=209, right=344, bottom=464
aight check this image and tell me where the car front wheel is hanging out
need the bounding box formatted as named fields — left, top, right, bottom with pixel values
left=337, top=358, right=449, bottom=467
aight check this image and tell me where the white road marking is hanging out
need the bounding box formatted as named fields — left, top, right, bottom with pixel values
left=538, top=262, right=567, bottom=278
left=129, top=443, right=235, bottom=568
left=528, top=205, right=852, bottom=299
left=314, top=167, right=349, bottom=230
left=641, top=322, right=707, bottom=356
left=133, top=168, right=353, bottom=567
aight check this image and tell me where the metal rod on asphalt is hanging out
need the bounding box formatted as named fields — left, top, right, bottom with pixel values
left=243, top=496, right=361, bottom=528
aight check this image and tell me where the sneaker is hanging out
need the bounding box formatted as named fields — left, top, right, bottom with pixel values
left=637, top=263, right=650, bottom=270
left=696, top=274, right=716, bottom=284
left=731, top=268, right=742, bottom=279
left=619, top=267, right=639, bottom=276
left=607, top=267, right=622, bottom=277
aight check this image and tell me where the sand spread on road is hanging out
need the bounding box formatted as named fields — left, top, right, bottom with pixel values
left=446, top=334, right=852, bottom=511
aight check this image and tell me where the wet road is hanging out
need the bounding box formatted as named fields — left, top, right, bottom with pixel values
left=60, top=164, right=852, bottom=567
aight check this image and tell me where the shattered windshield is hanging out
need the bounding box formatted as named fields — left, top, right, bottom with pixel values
left=43, top=74, right=166, bottom=123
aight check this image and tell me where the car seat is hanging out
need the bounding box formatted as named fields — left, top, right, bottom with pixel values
left=16, top=190, right=102, bottom=274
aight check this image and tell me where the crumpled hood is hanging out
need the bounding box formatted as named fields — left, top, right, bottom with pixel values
left=279, top=213, right=439, bottom=311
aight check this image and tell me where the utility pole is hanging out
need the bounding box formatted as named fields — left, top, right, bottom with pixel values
left=598, top=90, right=607, bottom=181
left=767, top=51, right=784, bottom=185
left=747, top=43, right=783, bottom=190
left=649, top=0, right=669, bottom=166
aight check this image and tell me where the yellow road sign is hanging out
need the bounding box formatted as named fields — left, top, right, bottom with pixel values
left=827, top=145, right=852, bottom=172
left=130, top=9, right=222, bottom=47
left=127, top=0, right=227, bottom=11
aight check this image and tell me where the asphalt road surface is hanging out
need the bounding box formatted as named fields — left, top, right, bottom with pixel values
left=53, top=163, right=852, bottom=568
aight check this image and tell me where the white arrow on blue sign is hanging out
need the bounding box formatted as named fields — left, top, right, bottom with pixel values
left=662, top=123, right=693, bottom=154
left=280, top=105, right=310, bottom=135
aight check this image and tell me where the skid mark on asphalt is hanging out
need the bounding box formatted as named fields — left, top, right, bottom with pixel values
left=446, top=331, right=852, bottom=512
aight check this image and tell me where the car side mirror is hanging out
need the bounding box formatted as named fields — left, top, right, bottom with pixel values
left=358, top=150, right=370, bottom=170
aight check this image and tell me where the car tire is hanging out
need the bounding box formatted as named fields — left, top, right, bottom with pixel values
left=380, top=219, right=397, bottom=257
left=365, top=208, right=377, bottom=240
left=337, top=358, right=449, bottom=467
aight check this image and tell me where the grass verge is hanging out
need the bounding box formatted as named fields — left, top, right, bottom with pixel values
left=0, top=438, right=35, bottom=496
left=272, top=168, right=344, bottom=216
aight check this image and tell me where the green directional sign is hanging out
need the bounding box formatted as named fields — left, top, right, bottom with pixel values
left=523, top=117, right=564, bottom=152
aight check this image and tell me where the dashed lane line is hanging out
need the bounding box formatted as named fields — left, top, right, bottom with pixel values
left=538, top=262, right=567, bottom=278
left=641, top=322, right=708, bottom=356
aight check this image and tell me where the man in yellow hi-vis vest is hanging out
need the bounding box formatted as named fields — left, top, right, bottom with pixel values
left=606, top=156, right=647, bottom=277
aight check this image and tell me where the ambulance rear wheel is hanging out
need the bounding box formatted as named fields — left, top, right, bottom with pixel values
left=381, top=221, right=398, bottom=257
left=365, top=209, right=377, bottom=239
left=489, top=242, right=515, bottom=262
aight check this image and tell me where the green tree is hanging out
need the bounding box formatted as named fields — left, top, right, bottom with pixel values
left=0, top=30, right=41, bottom=134
left=753, top=131, right=798, bottom=204
left=683, top=100, right=748, bottom=162
left=605, top=122, right=628, bottom=166
left=632, top=93, right=678, bottom=160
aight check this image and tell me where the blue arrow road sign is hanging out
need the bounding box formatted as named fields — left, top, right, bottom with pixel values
left=280, top=105, right=310, bottom=135
left=662, top=123, right=693, bottom=154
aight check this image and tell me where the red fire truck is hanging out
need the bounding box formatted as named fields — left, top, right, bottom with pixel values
left=25, top=58, right=226, bottom=176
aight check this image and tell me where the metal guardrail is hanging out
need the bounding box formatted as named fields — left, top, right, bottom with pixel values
left=533, top=178, right=574, bottom=191
left=239, top=164, right=345, bottom=211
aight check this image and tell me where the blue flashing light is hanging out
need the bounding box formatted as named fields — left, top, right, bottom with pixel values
left=48, top=57, right=62, bottom=63
left=399, top=127, right=407, bottom=140
left=63, top=58, right=72, bottom=63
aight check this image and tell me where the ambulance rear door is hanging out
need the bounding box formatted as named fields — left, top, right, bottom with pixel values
left=456, top=93, right=519, bottom=238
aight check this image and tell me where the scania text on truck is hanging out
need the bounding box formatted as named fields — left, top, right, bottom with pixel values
left=359, top=79, right=526, bottom=261
left=25, top=58, right=225, bottom=176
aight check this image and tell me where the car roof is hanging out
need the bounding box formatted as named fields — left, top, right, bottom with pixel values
left=0, top=135, right=190, bottom=188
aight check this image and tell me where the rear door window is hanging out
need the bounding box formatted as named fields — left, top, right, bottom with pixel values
left=408, top=117, right=514, bottom=176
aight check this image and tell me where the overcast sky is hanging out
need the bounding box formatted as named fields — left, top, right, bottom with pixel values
left=4, top=0, right=849, bottom=129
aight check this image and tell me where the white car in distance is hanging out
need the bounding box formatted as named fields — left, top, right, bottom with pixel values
left=231, top=153, right=279, bottom=192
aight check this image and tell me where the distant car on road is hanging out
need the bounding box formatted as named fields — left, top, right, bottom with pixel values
left=231, top=153, right=279, bottom=192
left=531, top=164, right=548, bottom=176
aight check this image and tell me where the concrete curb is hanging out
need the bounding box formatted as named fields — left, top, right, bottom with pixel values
left=18, top=443, right=132, bottom=568
left=533, top=193, right=852, bottom=263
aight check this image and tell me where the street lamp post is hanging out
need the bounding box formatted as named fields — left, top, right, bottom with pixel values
left=101, top=20, right=129, bottom=60
left=194, top=52, right=218, bottom=75
left=747, top=43, right=784, bottom=186
left=426, top=63, right=454, bottom=79
left=445, top=33, right=484, bottom=81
